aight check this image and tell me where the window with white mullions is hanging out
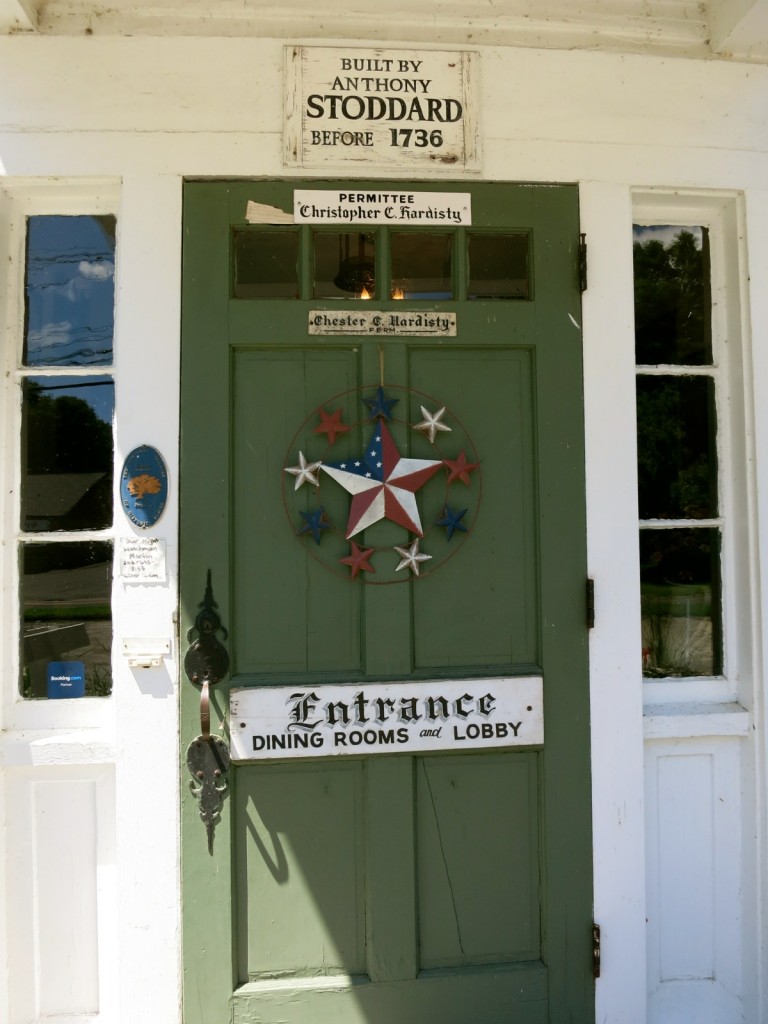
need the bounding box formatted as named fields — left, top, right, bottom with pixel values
left=17, top=214, right=116, bottom=700
left=634, top=224, right=723, bottom=678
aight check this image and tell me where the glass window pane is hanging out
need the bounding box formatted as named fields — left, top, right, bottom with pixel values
left=233, top=229, right=299, bottom=299
left=21, top=376, right=114, bottom=532
left=636, top=375, right=717, bottom=519
left=390, top=233, right=453, bottom=299
left=640, top=528, right=722, bottom=678
left=20, top=540, right=113, bottom=698
left=468, top=233, right=529, bottom=300
left=633, top=225, right=712, bottom=365
left=24, top=215, right=116, bottom=367
left=314, top=232, right=376, bottom=299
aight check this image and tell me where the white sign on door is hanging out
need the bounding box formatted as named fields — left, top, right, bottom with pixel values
left=231, top=677, right=543, bottom=761
left=285, top=46, right=480, bottom=170
left=308, top=309, right=457, bottom=337
left=294, top=189, right=472, bottom=225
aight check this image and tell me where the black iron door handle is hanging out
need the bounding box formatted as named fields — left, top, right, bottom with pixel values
left=184, top=571, right=230, bottom=852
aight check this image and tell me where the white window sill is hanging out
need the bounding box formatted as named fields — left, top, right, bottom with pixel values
left=0, top=729, right=116, bottom=766
left=643, top=701, right=750, bottom=739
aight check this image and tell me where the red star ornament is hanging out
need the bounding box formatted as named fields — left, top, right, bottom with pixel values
left=340, top=542, right=376, bottom=578
left=314, top=407, right=351, bottom=446
left=443, top=449, right=480, bottom=485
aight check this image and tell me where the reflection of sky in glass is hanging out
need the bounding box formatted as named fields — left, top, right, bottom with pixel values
left=24, top=215, right=116, bottom=367
left=30, top=376, right=114, bottom=424
left=633, top=224, right=703, bottom=248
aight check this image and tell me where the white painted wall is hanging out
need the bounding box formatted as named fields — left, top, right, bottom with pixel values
left=0, top=33, right=766, bottom=1024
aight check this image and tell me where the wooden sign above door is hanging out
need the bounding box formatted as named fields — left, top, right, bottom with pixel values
left=284, top=45, right=480, bottom=171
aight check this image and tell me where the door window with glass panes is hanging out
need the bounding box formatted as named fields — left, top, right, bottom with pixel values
left=17, top=214, right=115, bottom=699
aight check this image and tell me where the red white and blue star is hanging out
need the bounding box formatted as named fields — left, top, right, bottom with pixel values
left=321, top=421, right=442, bottom=539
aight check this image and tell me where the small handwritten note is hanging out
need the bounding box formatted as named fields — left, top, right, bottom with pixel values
left=119, top=537, right=167, bottom=583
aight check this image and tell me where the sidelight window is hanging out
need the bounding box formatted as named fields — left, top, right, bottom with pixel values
left=634, top=223, right=722, bottom=679
left=16, top=213, right=116, bottom=699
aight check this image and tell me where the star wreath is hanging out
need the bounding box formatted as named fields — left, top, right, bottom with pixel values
left=282, top=385, right=481, bottom=582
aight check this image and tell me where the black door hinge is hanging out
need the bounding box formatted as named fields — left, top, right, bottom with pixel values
left=592, top=922, right=601, bottom=979
left=579, top=233, right=588, bottom=292
left=586, top=578, right=595, bottom=629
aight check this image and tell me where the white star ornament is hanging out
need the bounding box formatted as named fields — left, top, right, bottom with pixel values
left=414, top=406, right=451, bottom=445
left=394, top=538, right=433, bottom=576
left=284, top=451, right=322, bottom=490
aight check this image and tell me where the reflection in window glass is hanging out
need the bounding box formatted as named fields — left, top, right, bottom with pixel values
left=640, top=528, right=721, bottom=677
left=390, top=233, right=453, bottom=299
left=233, top=229, right=299, bottom=299
left=633, top=225, right=711, bottom=365
left=21, top=376, right=114, bottom=532
left=314, top=232, right=376, bottom=299
left=24, top=215, right=116, bottom=367
left=636, top=376, right=717, bottom=520
left=20, top=541, right=113, bottom=698
left=468, top=233, right=529, bottom=300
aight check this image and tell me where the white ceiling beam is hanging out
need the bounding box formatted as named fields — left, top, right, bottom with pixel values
left=709, top=0, right=768, bottom=57
left=0, top=0, right=38, bottom=31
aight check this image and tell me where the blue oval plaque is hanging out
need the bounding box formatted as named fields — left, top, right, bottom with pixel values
left=120, top=445, right=168, bottom=529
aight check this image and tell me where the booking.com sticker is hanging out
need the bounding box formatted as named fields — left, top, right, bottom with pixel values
left=47, top=661, right=85, bottom=699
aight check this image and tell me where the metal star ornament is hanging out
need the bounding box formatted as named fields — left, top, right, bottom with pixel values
left=363, top=386, right=399, bottom=421
left=314, top=407, right=351, bottom=446
left=284, top=451, right=322, bottom=490
left=414, top=405, right=452, bottom=444
left=298, top=507, right=331, bottom=544
left=443, top=450, right=480, bottom=486
left=394, top=538, right=433, bottom=576
left=321, top=421, right=442, bottom=538
left=340, top=542, right=376, bottom=578
left=436, top=505, right=468, bottom=541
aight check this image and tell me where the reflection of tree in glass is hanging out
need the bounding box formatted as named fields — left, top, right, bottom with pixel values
left=25, top=380, right=112, bottom=473
left=636, top=377, right=716, bottom=520
left=633, top=228, right=711, bottom=365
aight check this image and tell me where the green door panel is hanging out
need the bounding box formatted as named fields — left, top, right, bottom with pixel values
left=231, top=965, right=549, bottom=1024
left=416, top=752, right=541, bottom=968
left=232, top=347, right=364, bottom=675
left=181, top=179, right=593, bottom=1024
left=407, top=347, right=538, bottom=671
left=235, top=760, right=367, bottom=979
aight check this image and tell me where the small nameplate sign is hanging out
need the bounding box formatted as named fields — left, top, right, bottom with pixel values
left=230, top=677, right=543, bottom=761
left=309, top=310, right=457, bottom=337
left=294, top=189, right=471, bottom=225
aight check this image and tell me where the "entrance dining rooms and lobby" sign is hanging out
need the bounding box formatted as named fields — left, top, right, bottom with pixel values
left=231, top=678, right=542, bottom=760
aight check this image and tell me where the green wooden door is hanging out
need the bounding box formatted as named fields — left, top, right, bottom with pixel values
left=180, top=180, right=593, bottom=1024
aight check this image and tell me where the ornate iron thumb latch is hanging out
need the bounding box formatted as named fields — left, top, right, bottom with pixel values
left=184, top=570, right=231, bottom=853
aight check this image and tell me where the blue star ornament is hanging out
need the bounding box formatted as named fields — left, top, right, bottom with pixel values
left=299, top=507, right=331, bottom=544
left=437, top=505, right=468, bottom=541
left=363, top=386, right=399, bottom=421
